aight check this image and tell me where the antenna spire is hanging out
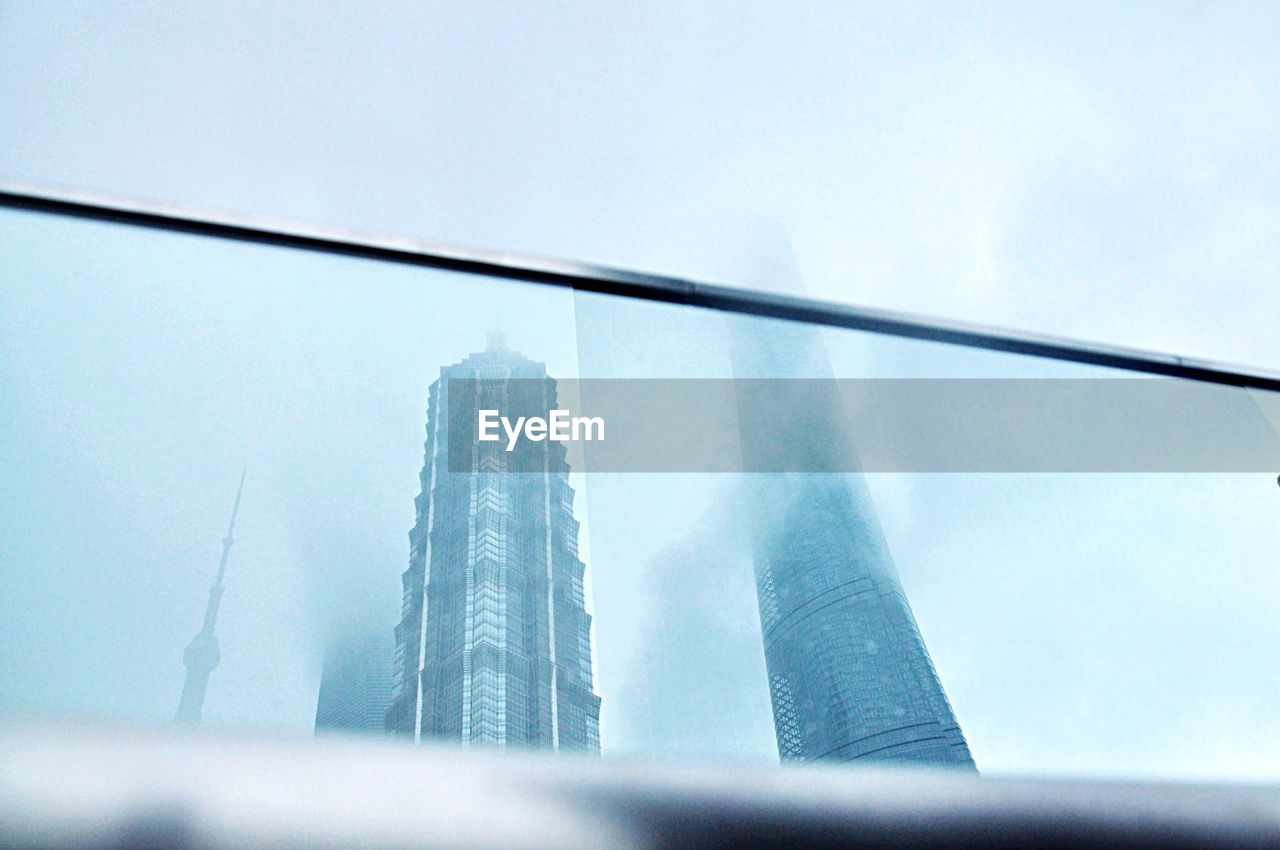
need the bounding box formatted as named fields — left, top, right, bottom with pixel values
left=176, top=469, right=246, bottom=724
left=215, top=466, right=246, bottom=586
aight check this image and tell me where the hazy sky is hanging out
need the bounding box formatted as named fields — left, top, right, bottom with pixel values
left=3, top=3, right=1280, bottom=782
left=2, top=1, right=1278, bottom=369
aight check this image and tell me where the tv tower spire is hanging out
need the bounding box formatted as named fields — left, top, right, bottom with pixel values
left=176, top=468, right=245, bottom=724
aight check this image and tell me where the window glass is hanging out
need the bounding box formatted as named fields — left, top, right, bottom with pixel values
left=3, top=207, right=1278, bottom=782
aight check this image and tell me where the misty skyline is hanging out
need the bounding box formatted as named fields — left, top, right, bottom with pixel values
left=2, top=204, right=1279, bottom=781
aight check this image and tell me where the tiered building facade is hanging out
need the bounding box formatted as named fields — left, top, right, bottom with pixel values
left=385, top=336, right=601, bottom=751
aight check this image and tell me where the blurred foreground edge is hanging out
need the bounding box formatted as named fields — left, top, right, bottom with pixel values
left=1, top=720, right=1278, bottom=849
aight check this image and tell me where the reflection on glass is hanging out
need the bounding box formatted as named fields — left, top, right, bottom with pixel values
left=2, top=207, right=1279, bottom=783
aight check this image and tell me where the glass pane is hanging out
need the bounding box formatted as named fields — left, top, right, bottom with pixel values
left=0, top=207, right=582, bottom=737
left=4, top=206, right=1279, bottom=782
left=573, top=289, right=1280, bottom=779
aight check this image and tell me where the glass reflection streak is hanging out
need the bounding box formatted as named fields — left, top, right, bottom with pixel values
left=386, top=335, right=601, bottom=751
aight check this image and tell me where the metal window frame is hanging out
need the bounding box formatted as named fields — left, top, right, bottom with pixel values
left=4, top=181, right=1279, bottom=393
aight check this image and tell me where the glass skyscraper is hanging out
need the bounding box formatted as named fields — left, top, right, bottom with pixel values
left=731, top=290, right=976, bottom=769
left=315, top=622, right=394, bottom=735
left=746, top=473, right=975, bottom=768
left=385, top=336, right=601, bottom=752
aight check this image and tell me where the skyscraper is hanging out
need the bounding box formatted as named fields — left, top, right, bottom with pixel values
left=745, top=472, right=975, bottom=767
left=385, top=335, right=601, bottom=752
left=315, top=622, right=394, bottom=735
left=728, top=232, right=975, bottom=769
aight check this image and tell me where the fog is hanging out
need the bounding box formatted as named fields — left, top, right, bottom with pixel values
left=5, top=2, right=1280, bottom=775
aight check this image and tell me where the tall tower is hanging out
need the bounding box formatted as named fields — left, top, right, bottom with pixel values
left=385, top=336, right=601, bottom=751
left=315, top=621, right=394, bottom=736
left=729, top=232, right=974, bottom=769
left=175, top=469, right=245, bottom=725
left=744, top=471, right=976, bottom=767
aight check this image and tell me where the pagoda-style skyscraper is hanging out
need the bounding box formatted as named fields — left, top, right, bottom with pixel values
left=176, top=469, right=245, bottom=725
left=386, top=336, right=601, bottom=751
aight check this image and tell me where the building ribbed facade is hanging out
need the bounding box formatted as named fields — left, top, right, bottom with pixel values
left=385, top=337, right=600, bottom=751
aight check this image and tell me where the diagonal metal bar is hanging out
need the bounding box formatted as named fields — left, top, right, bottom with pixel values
left=4, top=181, right=1279, bottom=392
